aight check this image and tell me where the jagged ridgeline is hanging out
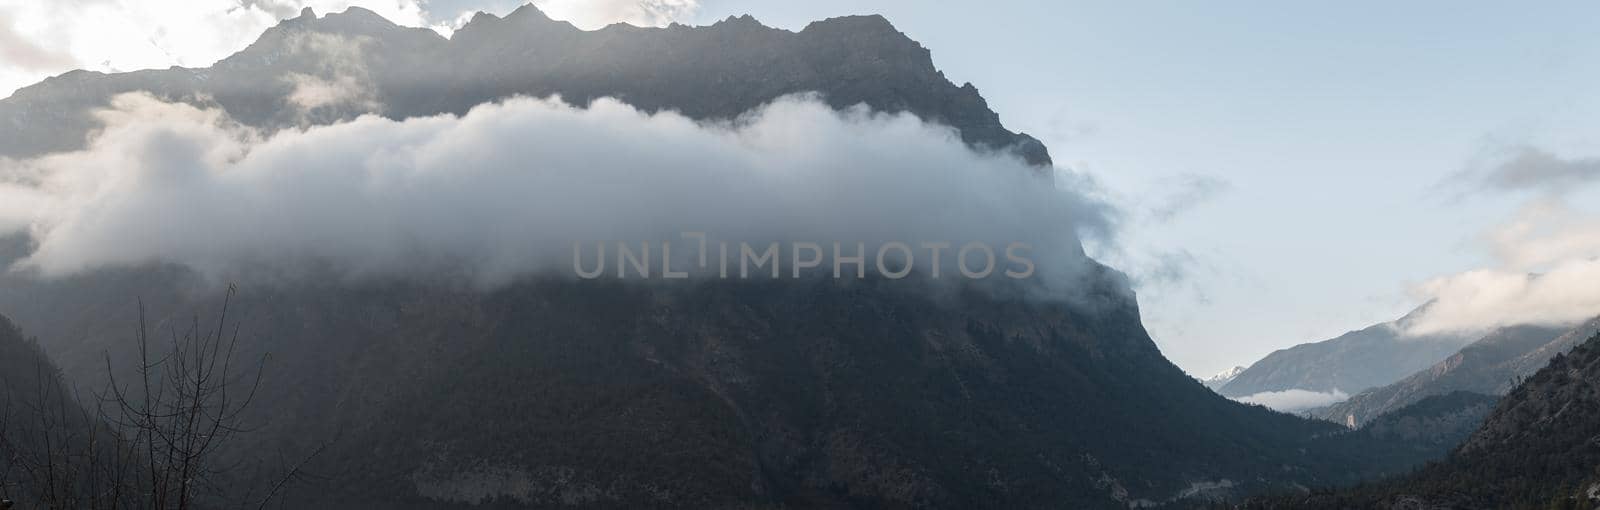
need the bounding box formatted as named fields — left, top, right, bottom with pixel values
left=0, top=6, right=1456, bottom=508
left=1315, top=320, right=1595, bottom=428
left=0, top=5, right=1048, bottom=166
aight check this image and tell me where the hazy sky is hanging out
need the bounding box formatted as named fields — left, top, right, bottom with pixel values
left=2, top=0, right=1598, bottom=377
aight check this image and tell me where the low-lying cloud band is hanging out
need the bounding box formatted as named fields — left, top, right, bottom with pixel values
left=0, top=93, right=1106, bottom=290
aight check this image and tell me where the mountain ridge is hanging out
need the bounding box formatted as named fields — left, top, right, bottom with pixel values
left=0, top=8, right=1462, bottom=507
left=1218, top=306, right=1475, bottom=399
left=1248, top=331, right=1600, bottom=509
left=1314, top=318, right=1597, bottom=427
left=0, top=5, right=1051, bottom=167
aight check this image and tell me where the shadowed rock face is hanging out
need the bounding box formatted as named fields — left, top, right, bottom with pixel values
left=0, top=6, right=1050, bottom=166
left=0, top=272, right=1426, bottom=508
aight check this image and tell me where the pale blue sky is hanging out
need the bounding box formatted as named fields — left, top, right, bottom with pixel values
left=4, top=0, right=1598, bottom=377
left=679, top=1, right=1600, bottom=376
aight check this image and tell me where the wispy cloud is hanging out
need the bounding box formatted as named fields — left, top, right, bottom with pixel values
left=1148, top=173, right=1231, bottom=223
left=1453, top=145, right=1600, bottom=197
left=1481, top=146, right=1600, bottom=195
left=530, top=0, right=699, bottom=29
left=0, top=8, right=75, bottom=72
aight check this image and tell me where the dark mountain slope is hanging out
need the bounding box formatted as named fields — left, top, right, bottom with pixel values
left=0, top=314, right=59, bottom=408
left=1248, top=331, right=1600, bottom=509
left=0, top=314, right=100, bottom=507
left=1316, top=320, right=1592, bottom=427
left=1219, top=307, right=1473, bottom=398
left=0, top=316, right=72, bottom=442
left=1349, top=391, right=1496, bottom=451
left=3, top=276, right=1463, bottom=508
left=1282, top=391, right=1498, bottom=491
left=0, top=6, right=1049, bottom=166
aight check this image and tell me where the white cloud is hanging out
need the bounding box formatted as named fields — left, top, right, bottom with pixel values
left=0, top=0, right=702, bottom=99
left=1147, top=173, right=1231, bottom=223
left=531, top=0, right=698, bottom=30
left=0, top=93, right=1100, bottom=289
left=1405, top=261, right=1600, bottom=336
left=0, top=0, right=405, bottom=98
left=1404, top=198, right=1600, bottom=335
left=1235, top=388, right=1349, bottom=412
left=0, top=8, right=74, bottom=72
left=1485, top=199, right=1600, bottom=271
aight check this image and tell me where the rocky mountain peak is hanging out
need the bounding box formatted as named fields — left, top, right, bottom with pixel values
left=801, top=14, right=900, bottom=36
left=1203, top=365, right=1248, bottom=390
left=0, top=6, right=1052, bottom=166
left=497, top=3, right=579, bottom=30
left=714, top=13, right=763, bottom=26
left=317, top=6, right=442, bottom=38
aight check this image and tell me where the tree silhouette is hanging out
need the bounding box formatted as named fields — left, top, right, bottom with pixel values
left=0, top=285, right=327, bottom=509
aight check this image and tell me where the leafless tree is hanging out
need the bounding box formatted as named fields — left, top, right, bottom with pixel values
left=0, top=285, right=327, bottom=509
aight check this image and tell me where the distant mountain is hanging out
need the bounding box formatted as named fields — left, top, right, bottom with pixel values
left=0, top=7, right=1462, bottom=507
left=1202, top=366, right=1246, bottom=391
left=1247, top=330, right=1600, bottom=509
left=1314, top=318, right=1597, bottom=427
left=1218, top=306, right=1475, bottom=399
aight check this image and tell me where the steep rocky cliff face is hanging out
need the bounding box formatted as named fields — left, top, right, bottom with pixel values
left=0, top=7, right=1453, bottom=507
